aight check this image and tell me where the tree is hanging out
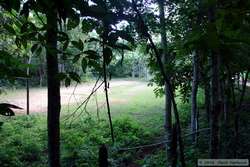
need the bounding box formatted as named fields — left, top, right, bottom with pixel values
left=45, top=3, right=61, bottom=166
left=157, top=0, right=173, bottom=165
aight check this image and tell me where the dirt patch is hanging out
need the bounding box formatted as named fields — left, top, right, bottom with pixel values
left=0, top=80, right=144, bottom=114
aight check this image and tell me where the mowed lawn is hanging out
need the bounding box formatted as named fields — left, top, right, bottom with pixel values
left=62, top=80, right=165, bottom=131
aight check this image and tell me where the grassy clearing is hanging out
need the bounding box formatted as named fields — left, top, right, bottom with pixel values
left=1, top=81, right=248, bottom=166
left=0, top=80, right=168, bottom=166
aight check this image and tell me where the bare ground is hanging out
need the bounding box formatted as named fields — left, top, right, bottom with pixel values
left=0, top=80, right=144, bottom=114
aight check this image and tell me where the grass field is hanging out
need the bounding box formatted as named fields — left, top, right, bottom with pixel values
left=2, top=80, right=248, bottom=166
left=0, top=80, right=171, bottom=167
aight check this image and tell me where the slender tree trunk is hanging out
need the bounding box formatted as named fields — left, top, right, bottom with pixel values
left=26, top=55, right=31, bottom=115
left=238, top=70, right=249, bottom=107
left=223, top=78, right=229, bottom=121
left=132, top=2, right=185, bottom=166
left=95, top=92, right=100, bottom=121
left=103, top=20, right=114, bottom=143
left=205, top=82, right=211, bottom=123
left=171, top=124, right=178, bottom=167
left=237, top=73, right=240, bottom=91
left=191, top=51, right=199, bottom=142
left=46, top=10, right=61, bottom=167
left=103, top=57, right=114, bottom=143
left=26, top=78, right=30, bottom=115
left=157, top=0, right=172, bottom=165
left=234, top=70, right=249, bottom=157
left=39, top=60, right=44, bottom=87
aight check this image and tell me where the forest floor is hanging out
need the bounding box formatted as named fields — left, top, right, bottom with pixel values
left=0, top=79, right=146, bottom=114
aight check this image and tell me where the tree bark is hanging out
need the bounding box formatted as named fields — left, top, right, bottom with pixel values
left=157, top=0, right=173, bottom=165
left=208, top=6, right=221, bottom=158
left=26, top=55, right=32, bottom=115
left=234, top=70, right=249, bottom=157
left=205, top=82, right=211, bottom=123
left=191, top=51, right=199, bottom=142
left=103, top=52, right=114, bottom=143
left=46, top=10, right=61, bottom=167
left=171, top=124, right=178, bottom=167
left=238, top=70, right=249, bottom=107
left=210, top=51, right=221, bottom=158
left=223, top=77, right=229, bottom=121
left=26, top=78, right=30, bottom=115
left=103, top=20, right=115, bottom=143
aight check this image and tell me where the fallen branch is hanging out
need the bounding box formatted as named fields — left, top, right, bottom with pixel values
left=117, top=128, right=210, bottom=152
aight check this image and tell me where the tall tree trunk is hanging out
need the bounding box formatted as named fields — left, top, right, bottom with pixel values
left=191, top=0, right=202, bottom=142
left=191, top=51, right=199, bottom=142
left=234, top=70, right=249, bottom=157
left=46, top=10, right=61, bottom=167
left=157, top=0, right=172, bottom=165
left=223, top=79, right=229, bottom=121
left=208, top=6, right=221, bottom=158
left=210, top=51, right=221, bottom=158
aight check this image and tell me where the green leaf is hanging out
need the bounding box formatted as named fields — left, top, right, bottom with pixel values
left=36, top=46, right=43, bottom=56
left=57, top=72, right=67, bottom=81
left=71, top=39, right=84, bottom=51
left=58, top=31, right=69, bottom=42
left=63, top=40, right=70, bottom=51
left=87, top=37, right=100, bottom=43
left=88, top=60, right=101, bottom=72
left=69, top=72, right=81, bottom=83
left=31, top=44, right=39, bottom=53
left=65, top=77, right=71, bottom=87
left=58, top=31, right=70, bottom=50
left=112, top=43, right=132, bottom=51
left=81, top=58, right=87, bottom=73
left=15, top=37, right=22, bottom=48
left=38, top=33, right=44, bottom=42
left=83, top=50, right=98, bottom=60
left=21, top=38, right=27, bottom=49
left=116, top=30, right=134, bottom=44
left=67, top=11, right=80, bottom=30
left=82, top=19, right=97, bottom=33
left=72, top=54, right=81, bottom=63
left=1, top=0, right=20, bottom=11
left=3, top=24, right=16, bottom=35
